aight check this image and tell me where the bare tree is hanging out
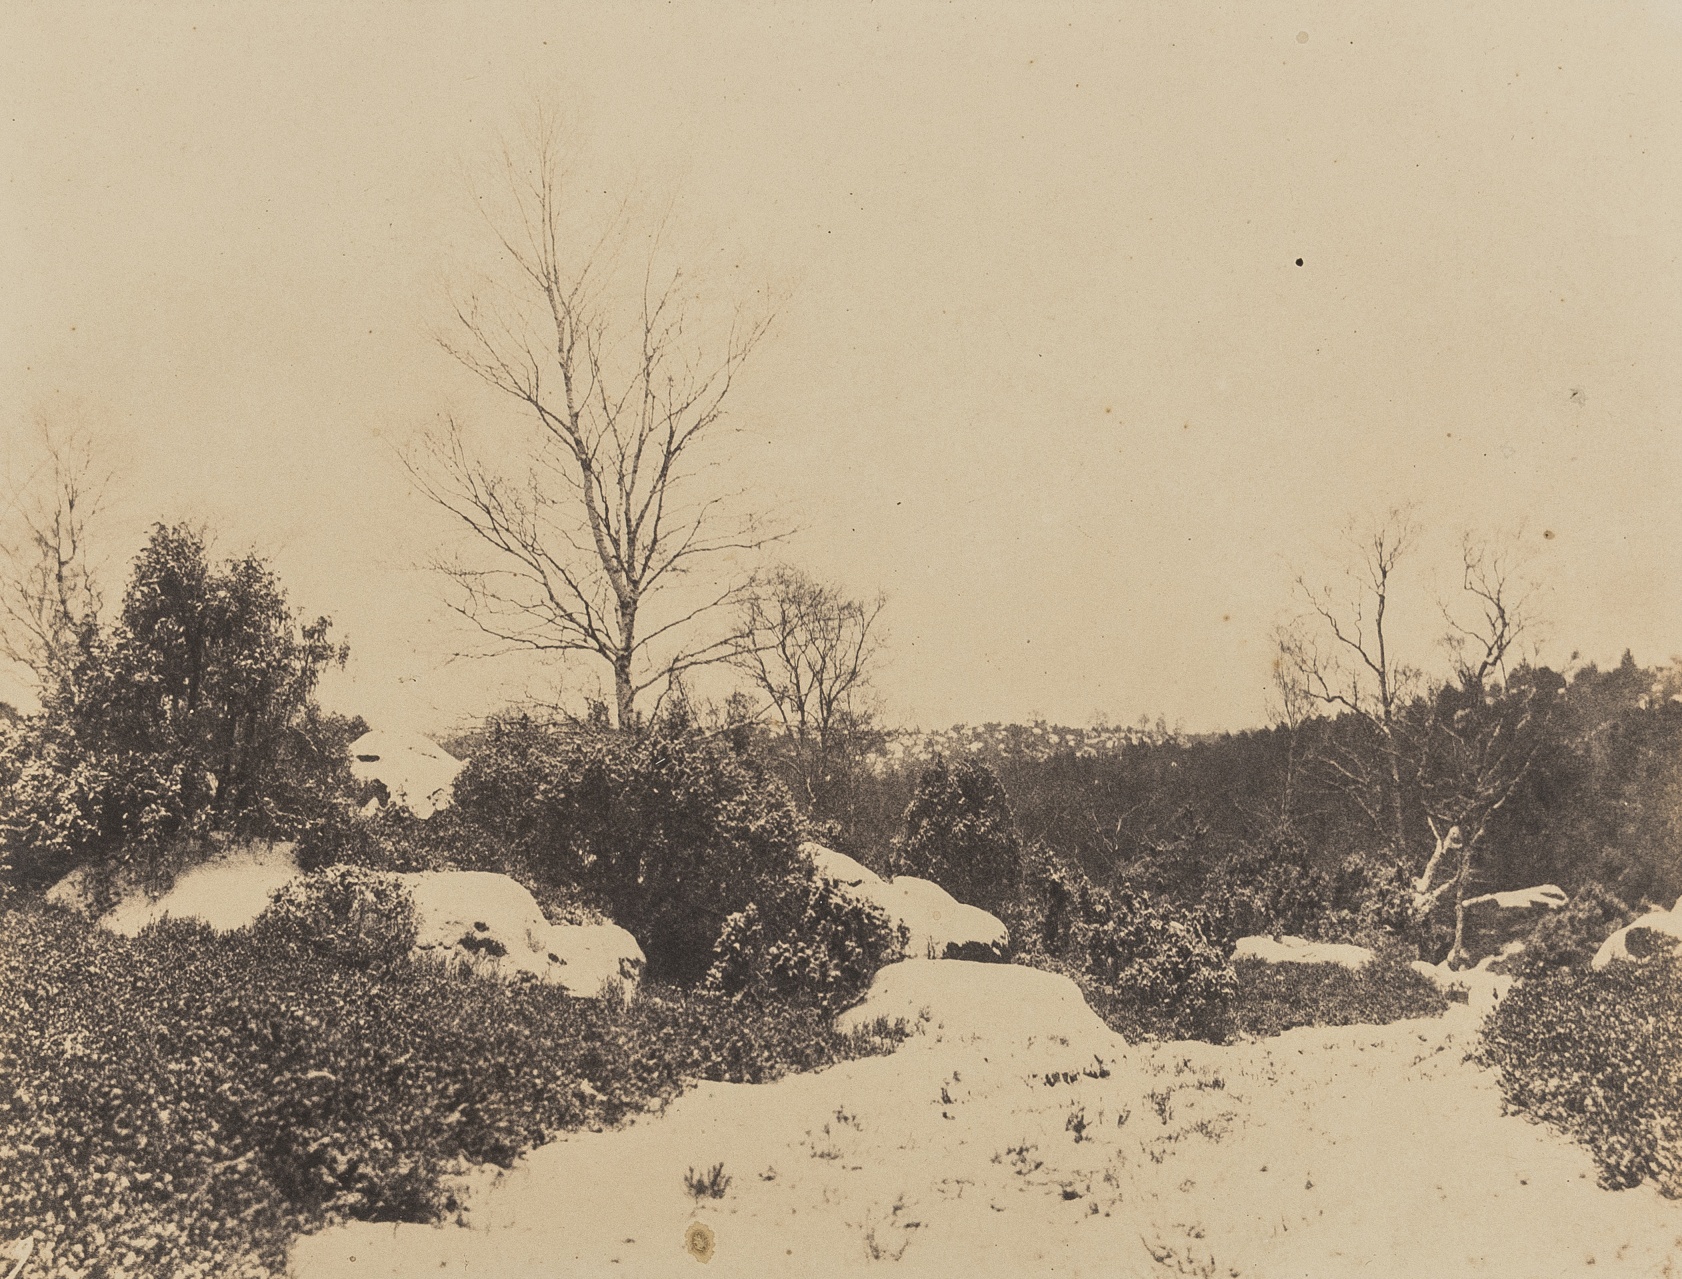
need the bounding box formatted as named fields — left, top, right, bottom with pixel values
left=735, top=565, right=888, bottom=810
left=1440, top=529, right=1539, bottom=694
left=409, top=112, right=781, bottom=729
left=1275, top=505, right=1423, bottom=856
left=1281, top=513, right=1547, bottom=958
left=0, top=417, right=110, bottom=691
left=1410, top=533, right=1545, bottom=960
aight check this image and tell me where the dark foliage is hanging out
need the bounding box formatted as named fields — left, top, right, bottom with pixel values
left=1503, top=882, right=1633, bottom=978
left=1010, top=844, right=1234, bottom=1043
left=1228, top=954, right=1448, bottom=1039
left=0, top=903, right=905, bottom=1277
left=445, top=713, right=808, bottom=983
left=830, top=655, right=1682, bottom=947
left=705, top=870, right=906, bottom=1012
left=252, top=865, right=419, bottom=969
left=0, top=525, right=355, bottom=893
left=1478, top=958, right=1682, bottom=1196
left=891, top=756, right=1022, bottom=913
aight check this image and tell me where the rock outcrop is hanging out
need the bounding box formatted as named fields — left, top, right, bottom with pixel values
left=1591, top=898, right=1682, bottom=970
left=401, top=870, right=644, bottom=997
left=801, top=841, right=879, bottom=888
left=835, top=957, right=1128, bottom=1073
left=349, top=730, right=464, bottom=818
left=1232, top=935, right=1375, bottom=970
left=802, top=842, right=1009, bottom=961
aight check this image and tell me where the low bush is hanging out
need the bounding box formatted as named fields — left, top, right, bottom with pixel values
left=253, top=865, right=418, bottom=968
left=1504, top=882, right=1632, bottom=978
left=0, top=902, right=906, bottom=1277
left=1194, top=832, right=1330, bottom=948
left=1477, top=957, right=1682, bottom=1196
left=705, top=871, right=906, bottom=1012
left=1228, top=953, right=1448, bottom=1040
left=1080, top=888, right=1236, bottom=1041
left=1011, top=845, right=1234, bottom=1042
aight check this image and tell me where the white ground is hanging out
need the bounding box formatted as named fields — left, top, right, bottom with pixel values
left=290, top=960, right=1682, bottom=1279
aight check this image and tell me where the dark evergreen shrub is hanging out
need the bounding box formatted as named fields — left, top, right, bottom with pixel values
left=253, top=865, right=418, bottom=968
left=891, top=756, right=1022, bottom=913
left=0, top=901, right=906, bottom=1276
left=1479, top=957, right=1682, bottom=1195
left=444, top=715, right=806, bottom=983
left=705, top=871, right=906, bottom=1011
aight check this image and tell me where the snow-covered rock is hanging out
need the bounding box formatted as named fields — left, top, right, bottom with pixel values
left=545, top=921, right=648, bottom=998
left=1456, top=883, right=1568, bottom=965
left=1590, top=907, right=1682, bottom=970
left=1233, top=935, right=1375, bottom=970
left=48, top=840, right=302, bottom=936
left=349, top=730, right=464, bottom=818
left=884, top=876, right=1010, bottom=961
left=836, top=958, right=1128, bottom=1074
left=803, top=842, right=1009, bottom=961
left=800, top=840, right=881, bottom=888
left=1409, top=957, right=1513, bottom=1017
left=401, top=870, right=644, bottom=997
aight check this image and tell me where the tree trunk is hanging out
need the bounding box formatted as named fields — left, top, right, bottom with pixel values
left=612, top=599, right=638, bottom=731
left=1383, top=721, right=1407, bottom=858
left=613, top=652, right=636, bottom=731
left=1448, top=843, right=1474, bottom=968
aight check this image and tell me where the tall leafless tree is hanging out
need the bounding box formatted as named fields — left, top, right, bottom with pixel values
left=1279, top=512, right=1546, bottom=957
left=0, top=418, right=110, bottom=693
left=408, top=112, right=781, bottom=729
left=1274, top=505, right=1423, bottom=857
left=1410, top=532, right=1544, bottom=960
left=1440, top=529, right=1540, bottom=695
left=734, top=565, right=888, bottom=810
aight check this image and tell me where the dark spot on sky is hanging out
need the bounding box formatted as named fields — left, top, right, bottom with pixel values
left=1295, top=258, right=1304, bottom=266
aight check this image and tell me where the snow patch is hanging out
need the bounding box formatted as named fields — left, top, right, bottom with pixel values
left=58, top=841, right=303, bottom=936
left=1232, top=934, right=1375, bottom=970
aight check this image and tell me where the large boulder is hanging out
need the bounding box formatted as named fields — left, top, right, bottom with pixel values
left=1455, top=883, right=1568, bottom=966
left=400, top=870, right=644, bottom=997
left=48, top=840, right=302, bottom=936
left=803, top=843, right=1009, bottom=961
left=349, top=730, right=464, bottom=819
left=1232, top=934, right=1375, bottom=970
left=1590, top=906, right=1682, bottom=970
left=886, top=875, right=1011, bottom=961
left=835, top=958, right=1128, bottom=1076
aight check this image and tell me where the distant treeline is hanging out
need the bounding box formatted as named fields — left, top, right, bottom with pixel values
left=800, top=653, right=1682, bottom=915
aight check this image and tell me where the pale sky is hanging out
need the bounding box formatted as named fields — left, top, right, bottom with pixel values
left=4, top=1, right=1681, bottom=735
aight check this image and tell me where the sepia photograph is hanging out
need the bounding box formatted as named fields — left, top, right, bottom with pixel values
left=3, top=2, right=1682, bottom=1275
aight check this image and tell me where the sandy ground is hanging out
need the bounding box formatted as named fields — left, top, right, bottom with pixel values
left=290, top=961, right=1682, bottom=1279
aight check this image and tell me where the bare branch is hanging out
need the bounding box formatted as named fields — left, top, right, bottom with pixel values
left=410, top=119, right=785, bottom=728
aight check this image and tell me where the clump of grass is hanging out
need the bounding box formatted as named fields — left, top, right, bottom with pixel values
left=1477, top=957, right=1682, bottom=1196
left=683, top=1163, right=732, bottom=1200
left=860, top=1195, right=918, bottom=1262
